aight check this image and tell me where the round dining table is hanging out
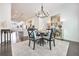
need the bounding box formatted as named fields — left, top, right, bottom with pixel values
left=37, top=29, right=48, bottom=46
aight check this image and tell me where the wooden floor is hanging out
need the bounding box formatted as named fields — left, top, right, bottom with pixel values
left=0, top=41, right=12, bottom=56
left=0, top=40, right=79, bottom=56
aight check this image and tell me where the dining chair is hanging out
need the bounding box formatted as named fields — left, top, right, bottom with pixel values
left=44, top=28, right=55, bottom=50
left=28, top=29, right=40, bottom=50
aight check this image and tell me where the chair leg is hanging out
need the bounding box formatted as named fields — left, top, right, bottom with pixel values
left=1, top=32, right=2, bottom=45
left=28, top=39, right=31, bottom=46
left=7, top=32, right=8, bottom=44
left=53, top=34, right=55, bottom=47
left=10, top=31, right=11, bottom=43
left=49, top=41, right=51, bottom=50
left=43, top=40, right=45, bottom=46
left=47, top=40, right=48, bottom=43
left=40, top=39, right=41, bottom=46
left=33, top=41, right=35, bottom=50
left=53, top=39, right=55, bottom=47
left=4, top=32, right=6, bottom=45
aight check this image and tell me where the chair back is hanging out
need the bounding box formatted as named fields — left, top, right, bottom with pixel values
left=28, top=29, right=37, bottom=40
left=48, top=28, right=53, bottom=40
left=32, top=30, right=37, bottom=40
left=28, top=29, right=34, bottom=38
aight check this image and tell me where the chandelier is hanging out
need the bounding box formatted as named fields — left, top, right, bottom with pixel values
left=35, top=5, right=49, bottom=18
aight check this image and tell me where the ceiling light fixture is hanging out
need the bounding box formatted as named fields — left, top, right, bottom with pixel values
left=36, top=5, right=49, bottom=18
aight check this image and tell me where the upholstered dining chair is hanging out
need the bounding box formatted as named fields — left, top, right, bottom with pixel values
left=44, top=28, right=55, bottom=50
left=28, top=29, right=40, bottom=50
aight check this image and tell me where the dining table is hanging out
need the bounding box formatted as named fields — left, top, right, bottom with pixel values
left=37, top=29, right=48, bottom=46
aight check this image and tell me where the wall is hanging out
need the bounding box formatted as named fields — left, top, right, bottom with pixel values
left=0, top=3, right=11, bottom=28
left=60, top=4, right=79, bottom=42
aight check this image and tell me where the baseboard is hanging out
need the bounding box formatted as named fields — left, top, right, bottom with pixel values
left=55, top=38, right=79, bottom=43
left=62, top=39, right=79, bottom=43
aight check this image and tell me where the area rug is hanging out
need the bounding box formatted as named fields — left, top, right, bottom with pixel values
left=12, top=40, right=69, bottom=56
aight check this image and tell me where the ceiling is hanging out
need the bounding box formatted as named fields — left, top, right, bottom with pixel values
left=11, top=3, right=79, bottom=21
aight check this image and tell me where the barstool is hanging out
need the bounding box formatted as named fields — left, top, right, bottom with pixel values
left=1, top=29, right=11, bottom=45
